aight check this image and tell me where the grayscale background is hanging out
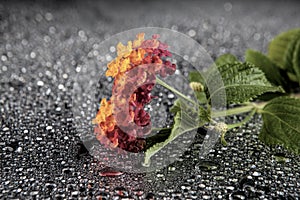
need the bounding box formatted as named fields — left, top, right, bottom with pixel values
left=1, top=0, right=300, bottom=199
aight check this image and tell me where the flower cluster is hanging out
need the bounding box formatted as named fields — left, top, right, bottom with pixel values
left=93, top=33, right=176, bottom=152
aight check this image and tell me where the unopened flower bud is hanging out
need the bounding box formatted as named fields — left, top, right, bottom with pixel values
left=189, top=82, right=204, bottom=92
left=214, top=122, right=228, bottom=134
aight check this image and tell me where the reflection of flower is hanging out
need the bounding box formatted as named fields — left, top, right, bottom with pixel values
left=93, top=33, right=176, bottom=152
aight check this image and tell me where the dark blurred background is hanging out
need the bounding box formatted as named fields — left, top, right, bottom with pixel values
left=1, top=0, right=300, bottom=199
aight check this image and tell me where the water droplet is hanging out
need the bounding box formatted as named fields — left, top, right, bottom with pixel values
left=167, top=93, right=175, bottom=99
left=16, top=147, right=22, bottom=153
left=71, top=191, right=79, bottom=196
left=195, top=160, right=219, bottom=171
left=45, top=12, right=53, bottom=21
left=253, top=33, right=261, bottom=40
left=30, top=191, right=39, bottom=196
left=106, top=54, right=112, bottom=61
left=58, top=84, right=64, bottom=90
left=133, top=189, right=144, bottom=196
left=214, top=175, right=225, bottom=181
left=171, top=25, right=178, bottom=30
left=6, top=146, right=14, bottom=152
left=44, top=35, right=51, bottom=43
left=203, top=195, right=211, bottom=199
left=226, top=186, right=235, bottom=191
left=30, top=52, right=36, bottom=59
left=37, top=81, right=44, bottom=86
left=1, top=54, right=8, bottom=61
left=35, top=13, right=43, bottom=22
left=114, top=186, right=128, bottom=197
left=110, top=46, right=116, bottom=53
left=230, top=190, right=247, bottom=199
left=49, top=26, right=56, bottom=34
left=183, top=55, right=189, bottom=61
left=62, top=73, right=68, bottom=79
left=252, top=171, right=261, bottom=177
left=168, top=166, right=176, bottom=171
left=224, top=2, right=232, bottom=12
left=76, top=66, right=81, bottom=72
left=78, top=30, right=85, bottom=38
left=188, top=29, right=196, bottom=37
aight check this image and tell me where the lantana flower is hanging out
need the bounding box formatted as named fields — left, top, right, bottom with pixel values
left=93, top=33, right=176, bottom=152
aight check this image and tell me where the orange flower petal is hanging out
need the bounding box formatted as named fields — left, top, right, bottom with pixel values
left=106, top=59, right=120, bottom=77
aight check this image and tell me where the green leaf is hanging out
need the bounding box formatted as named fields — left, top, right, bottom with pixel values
left=189, top=54, right=238, bottom=85
left=245, top=49, right=288, bottom=88
left=268, top=28, right=300, bottom=70
left=189, top=53, right=239, bottom=104
left=144, top=99, right=204, bottom=166
left=259, top=96, right=300, bottom=154
left=170, top=99, right=181, bottom=113
left=207, top=62, right=284, bottom=104
left=214, top=54, right=239, bottom=67
left=194, top=91, right=207, bottom=104
left=292, top=39, right=300, bottom=84
left=284, top=34, right=300, bottom=73
left=171, top=99, right=210, bottom=124
left=145, top=129, right=171, bottom=150
left=189, top=71, right=205, bottom=84
left=287, top=72, right=298, bottom=82
left=198, top=105, right=210, bottom=124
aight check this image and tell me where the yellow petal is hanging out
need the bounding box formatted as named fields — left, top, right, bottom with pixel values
left=106, top=59, right=120, bottom=77
left=100, top=98, right=108, bottom=107
left=117, top=41, right=132, bottom=57
left=133, top=33, right=145, bottom=48
left=120, top=58, right=130, bottom=73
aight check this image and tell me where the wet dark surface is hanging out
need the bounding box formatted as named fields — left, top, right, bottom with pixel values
left=1, top=0, right=300, bottom=199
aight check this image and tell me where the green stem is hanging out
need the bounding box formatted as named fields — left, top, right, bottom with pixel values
left=220, top=132, right=228, bottom=146
left=227, top=108, right=256, bottom=130
left=156, top=77, right=197, bottom=105
left=211, top=100, right=269, bottom=118
left=211, top=105, right=254, bottom=118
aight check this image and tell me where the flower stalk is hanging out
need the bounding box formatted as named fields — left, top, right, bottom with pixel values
left=156, top=77, right=197, bottom=105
